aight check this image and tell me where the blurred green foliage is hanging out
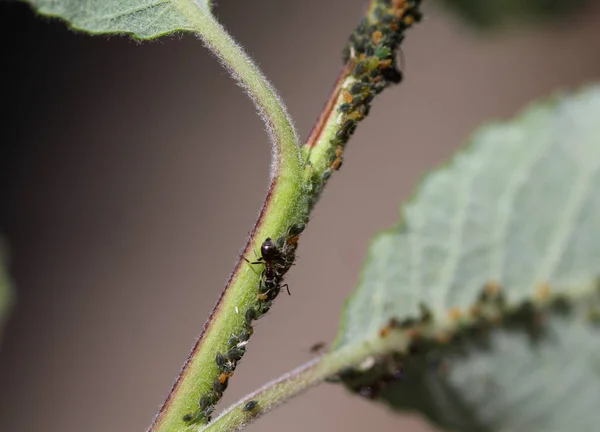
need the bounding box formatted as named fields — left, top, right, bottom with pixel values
left=439, top=0, right=589, bottom=27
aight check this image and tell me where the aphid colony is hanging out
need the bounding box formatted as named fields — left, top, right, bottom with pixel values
left=337, top=280, right=588, bottom=401
left=182, top=223, right=305, bottom=424
left=322, top=0, right=422, bottom=181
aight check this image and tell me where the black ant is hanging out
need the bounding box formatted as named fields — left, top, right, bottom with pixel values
left=245, top=238, right=291, bottom=296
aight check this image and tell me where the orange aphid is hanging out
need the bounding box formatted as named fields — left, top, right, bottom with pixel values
left=490, top=314, right=503, bottom=325
left=342, top=90, right=353, bottom=103
left=469, top=304, right=482, bottom=318
left=331, top=158, right=342, bottom=171
left=371, top=30, right=383, bottom=44
left=379, top=59, right=393, bottom=69
left=535, top=282, right=551, bottom=301
left=403, top=15, right=415, bottom=26
left=287, top=235, right=300, bottom=248
left=436, top=332, right=452, bottom=345
left=379, top=326, right=392, bottom=338
left=448, top=308, right=462, bottom=321
left=219, top=372, right=234, bottom=384
left=405, top=327, right=420, bottom=340
left=485, top=280, right=500, bottom=295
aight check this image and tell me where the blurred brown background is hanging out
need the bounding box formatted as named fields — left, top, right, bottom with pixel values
left=1, top=1, right=600, bottom=431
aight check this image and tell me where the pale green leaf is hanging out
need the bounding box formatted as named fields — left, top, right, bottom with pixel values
left=384, top=315, right=600, bottom=432
left=334, top=85, right=600, bottom=431
left=22, top=0, right=214, bottom=39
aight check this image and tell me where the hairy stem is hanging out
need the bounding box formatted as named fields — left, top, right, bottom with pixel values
left=149, top=2, right=305, bottom=431
left=200, top=332, right=408, bottom=432
left=151, top=1, right=423, bottom=430
left=202, top=281, right=600, bottom=432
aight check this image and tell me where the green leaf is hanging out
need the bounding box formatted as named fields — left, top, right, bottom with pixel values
left=384, top=314, right=600, bottom=432
left=22, top=0, right=214, bottom=39
left=334, top=85, right=600, bottom=431
left=438, top=0, right=588, bottom=28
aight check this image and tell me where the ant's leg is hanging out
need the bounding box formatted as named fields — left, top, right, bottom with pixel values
left=243, top=256, right=263, bottom=265
left=243, top=256, right=264, bottom=276
left=281, top=284, right=291, bottom=296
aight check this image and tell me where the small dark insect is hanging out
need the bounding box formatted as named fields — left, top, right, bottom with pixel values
left=246, top=238, right=285, bottom=266
left=381, top=67, right=403, bottom=84
left=225, top=347, right=245, bottom=363
left=182, top=413, right=196, bottom=422
left=309, top=342, right=326, bottom=353
left=215, top=352, right=226, bottom=368
left=245, top=307, right=257, bottom=325
left=243, top=400, right=258, bottom=412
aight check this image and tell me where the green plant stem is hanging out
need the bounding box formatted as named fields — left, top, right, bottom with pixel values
left=200, top=332, right=409, bottom=432
left=151, top=1, right=423, bottom=430
left=149, top=2, right=305, bottom=431
left=200, top=283, right=599, bottom=432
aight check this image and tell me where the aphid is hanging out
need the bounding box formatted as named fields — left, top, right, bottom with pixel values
left=448, top=308, right=462, bottom=322
left=225, top=347, right=245, bottom=363
left=379, top=318, right=400, bottom=337
left=534, top=282, right=551, bottom=302
left=405, top=327, right=420, bottom=341
left=339, top=102, right=352, bottom=113
left=378, top=58, right=393, bottom=69
left=331, top=156, right=343, bottom=171
left=379, top=326, right=392, bottom=338
left=288, top=222, right=305, bottom=238
left=309, top=342, right=326, bottom=353
left=371, top=30, right=383, bottom=44
left=182, top=413, right=197, bottom=423
left=399, top=317, right=416, bottom=328
left=243, top=400, right=258, bottom=412
left=342, top=90, right=353, bottom=103
left=381, top=67, right=403, bottom=84
left=435, top=332, right=452, bottom=345
left=219, top=371, right=234, bottom=384
left=350, top=81, right=366, bottom=95
left=199, top=394, right=215, bottom=409
left=353, top=61, right=367, bottom=76
left=549, top=295, right=571, bottom=315
left=485, top=280, right=500, bottom=296
left=374, top=45, right=391, bottom=60
left=215, top=351, right=226, bottom=368
left=403, top=14, right=415, bottom=27
left=586, top=307, right=600, bottom=324
left=256, top=300, right=273, bottom=315
left=245, top=307, right=257, bottom=324
left=203, top=405, right=215, bottom=419
left=213, top=377, right=228, bottom=393
left=418, top=303, right=433, bottom=323
left=469, top=304, right=482, bottom=319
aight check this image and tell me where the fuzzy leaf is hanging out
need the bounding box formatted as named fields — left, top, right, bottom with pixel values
left=335, top=85, right=600, bottom=431
left=21, top=0, right=214, bottom=39
left=384, top=314, right=600, bottom=432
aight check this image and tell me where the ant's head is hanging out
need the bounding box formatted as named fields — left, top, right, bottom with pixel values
left=260, top=238, right=279, bottom=260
